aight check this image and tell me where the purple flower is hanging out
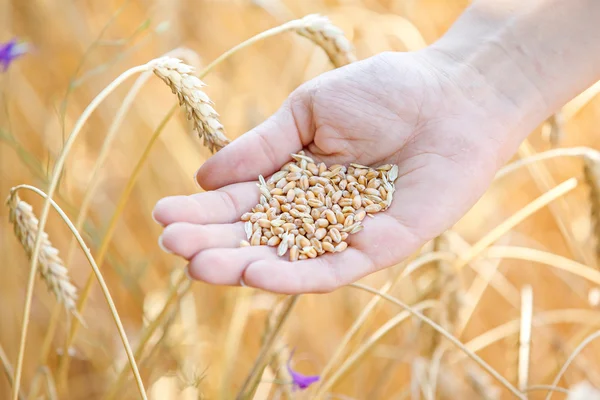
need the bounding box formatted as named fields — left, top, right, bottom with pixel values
left=0, top=39, right=28, bottom=71
left=287, top=351, right=320, bottom=390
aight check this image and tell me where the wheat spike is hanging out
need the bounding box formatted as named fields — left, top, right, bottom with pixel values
left=584, top=154, right=600, bottom=263
left=6, top=193, right=79, bottom=315
left=151, top=56, right=230, bottom=153
left=293, top=14, right=356, bottom=68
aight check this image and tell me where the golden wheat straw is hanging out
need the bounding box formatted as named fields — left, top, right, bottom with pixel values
left=220, top=288, right=254, bottom=399
left=450, top=308, right=600, bottom=364
left=546, top=330, right=600, bottom=400
left=40, top=48, right=202, bottom=371
left=495, top=147, right=600, bottom=180
left=316, top=301, right=438, bottom=396
left=350, top=283, right=526, bottom=400
left=518, top=285, right=533, bottom=391
left=484, top=246, right=600, bottom=285
left=152, top=56, right=230, bottom=153
left=541, top=112, right=565, bottom=146
left=199, top=14, right=355, bottom=78
left=6, top=192, right=79, bottom=318
left=426, top=344, right=449, bottom=400
left=293, top=14, right=356, bottom=67
left=57, top=106, right=177, bottom=388
left=0, top=342, right=25, bottom=400
left=525, top=385, right=570, bottom=395
left=584, top=153, right=600, bottom=262
left=316, top=251, right=453, bottom=389
left=517, top=141, right=594, bottom=282
left=237, top=295, right=298, bottom=399
left=8, top=185, right=147, bottom=400
left=454, top=178, right=577, bottom=336
left=11, top=63, right=148, bottom=400
left=105, top=273, right=191, bottom=400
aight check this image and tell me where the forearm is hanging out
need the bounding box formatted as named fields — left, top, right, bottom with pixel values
left=429, top=0, right=600, bottom=145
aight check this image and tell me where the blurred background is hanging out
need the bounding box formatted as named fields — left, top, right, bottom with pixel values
left=2, top=0, right=600, bottom=399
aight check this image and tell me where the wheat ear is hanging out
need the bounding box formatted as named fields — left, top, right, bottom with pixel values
left=151, top=57, right=230, bottom=153
left=584, top=153, right=600, bottom=263
left=6, top=193, right=80, bottom=318
left=293, top=14, right=356, bottom=68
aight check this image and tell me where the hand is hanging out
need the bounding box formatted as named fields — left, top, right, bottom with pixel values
left=152, top=50, right=527, bottom=294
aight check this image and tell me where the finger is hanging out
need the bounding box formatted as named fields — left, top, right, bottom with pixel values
left=153, top=182, right=260, bottom=226
left=159, top=222, right=246, bottom=259
left=242, top=248, right=375, bottom=294
left=196, top=95, right=313, bottom=190
left=187, top=246, right=279, bottom=286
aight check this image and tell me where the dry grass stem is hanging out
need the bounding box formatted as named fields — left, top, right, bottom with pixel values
left=316, top=301, right=437, bottom=396
left=237, top=295, right=299, bottom=399
left=10, top=63, right=148, bottom=400
left=455, top=178, right=577, bottom=271
left=6, top=185, right=147, bottom=400
left=484, top=246, right=600, bottom=285
left=0, top=343, right=25, bottom=400
left=350, top=283, right=526, bottom=400
left=495, top=146, right=600, bottom=180
left=316, top=251, right=452, bottom=389
left=6, top=192, right=80, bottom=318
left=57, top=106, right=178, bottom=388
left=152, top=56, right=230, bottom=152
left=541, top=112, right=566, bottom=146
left=546, top=330, right=600, bottom=400
left=293, top=14, right=356, bottom=67
left=584, top=153, right=600, bottom=263
left=518, top=285, right=533, bottom=391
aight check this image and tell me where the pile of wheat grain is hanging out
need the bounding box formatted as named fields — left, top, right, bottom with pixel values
left=240, top=152, right=398, bottom=261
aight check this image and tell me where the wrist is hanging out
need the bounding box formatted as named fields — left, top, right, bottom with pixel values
left=425, top=12, right=548, bottom=136
left=422, top=0, right=600, bottom=151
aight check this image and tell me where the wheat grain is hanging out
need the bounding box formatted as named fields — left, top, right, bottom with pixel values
left=239, top=152, right=398, bottom=260
left=584, top=153, right=600, bottom=263
left=293, top=14, right=356, bottom=68
left=151, top=56, right=230, bottom=152
left=6, top=193, right=79, bottom=316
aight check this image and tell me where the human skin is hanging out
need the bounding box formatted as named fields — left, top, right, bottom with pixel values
left=152, top=0, right=600, bottom=294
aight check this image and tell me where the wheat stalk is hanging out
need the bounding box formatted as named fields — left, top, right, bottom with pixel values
left=293, top=14, right=356, bottom=68
left=151, top=56, right=230, bottom=153
left=584, top=153, right=600, bottom=263
left=6, top=192, right=79, bottom=318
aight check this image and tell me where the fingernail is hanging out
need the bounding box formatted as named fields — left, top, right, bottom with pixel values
left=151, top=210, right=164, bottom=227
left=158, top=235, right=172, bottom=254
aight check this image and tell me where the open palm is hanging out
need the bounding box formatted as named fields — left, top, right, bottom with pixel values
left=153, top=51, right=520, bottom=293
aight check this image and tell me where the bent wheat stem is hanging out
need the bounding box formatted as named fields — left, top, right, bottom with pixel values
left=0, top=342, right=25, bottom=400
left=495, top=147, right=600, bottom=180
left=41, top=48, right=201, bottom=370
left=11, top=64, right=148, bottom=400
left=105, top=272, right=190, bottom=399
left=237, top=295, right=299, bottom=399
left=199, top=14, right=354, bottom=78
left=317, top=301, right=437, bottom=395
left=317, top=251, right=454, bottom=386
left=10, top=184, right=146, bottom=400
left=57, top=105, right=177, bottom=388
left=350, top=283, right=525, bottom=400
left=546, top=330, right=600, bottom=400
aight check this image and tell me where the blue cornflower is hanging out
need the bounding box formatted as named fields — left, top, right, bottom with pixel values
left=0, top=39, right=28, bottom=71
left=287, top=351, right=320, bottom=390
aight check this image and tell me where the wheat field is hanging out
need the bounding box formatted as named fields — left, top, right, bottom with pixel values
left=2, top=1, right=600, bottom=399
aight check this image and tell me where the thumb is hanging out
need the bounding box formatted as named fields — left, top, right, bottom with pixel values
left=196, top=91, right=313, bottom=190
